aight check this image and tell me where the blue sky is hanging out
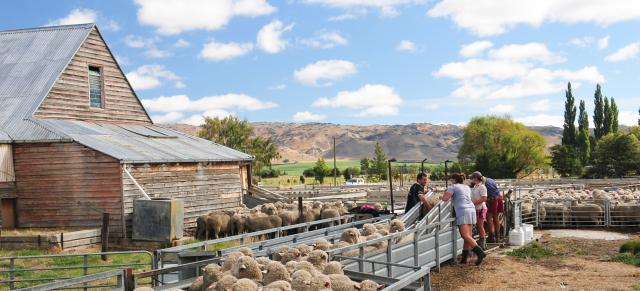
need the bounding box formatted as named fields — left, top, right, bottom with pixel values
left=2, top=0, right=640, bottom=126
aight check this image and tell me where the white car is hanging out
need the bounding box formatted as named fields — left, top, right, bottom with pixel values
left=345, top=178, right=365, bottom=185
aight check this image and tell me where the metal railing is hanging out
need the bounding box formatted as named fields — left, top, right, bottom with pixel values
left=0, top=251, right=154, bottom=290
left=513, top=198, right=640, bottom=228
left=14, top=270, right=127, bottom=291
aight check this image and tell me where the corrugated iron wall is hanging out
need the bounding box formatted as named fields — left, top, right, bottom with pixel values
left=0, top=144, right=14, bottom=182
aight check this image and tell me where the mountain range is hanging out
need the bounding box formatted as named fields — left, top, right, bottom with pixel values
left=167, top=122, right=563, bottom=163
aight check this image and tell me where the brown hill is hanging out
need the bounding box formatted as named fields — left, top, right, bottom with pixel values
left=165, top=123, right=562, bottom=163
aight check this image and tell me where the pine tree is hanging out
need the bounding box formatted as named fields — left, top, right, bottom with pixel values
left=577, top=100, right=590, bottom=165
left=603, top=97, right=612, bottom=135
left=372, top=142, right=388, bottom=180
left=562, top=82, right=577, bottom=146
left=593, top=84, right=604, bottom=139
left=611, top=97, right=619, bottom=133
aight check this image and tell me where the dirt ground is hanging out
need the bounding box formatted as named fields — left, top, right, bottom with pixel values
left=430, top=230, right=640, bottom=291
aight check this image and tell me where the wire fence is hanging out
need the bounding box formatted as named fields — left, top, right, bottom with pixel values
left=516, top=198, right=640, bottom=228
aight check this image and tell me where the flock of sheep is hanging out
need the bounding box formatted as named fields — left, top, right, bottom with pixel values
left=521, top=188, right=640, bottom=226
left=195, top=201, right=370, bottom=240
left=181, top=218, right=407, bottom=291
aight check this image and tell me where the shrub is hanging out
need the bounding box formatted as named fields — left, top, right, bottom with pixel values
left=507, top=243, right=563, bottom=259
left=619, top=240, right=640, bottom=255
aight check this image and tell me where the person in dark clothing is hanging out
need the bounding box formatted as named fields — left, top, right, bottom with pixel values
left=405, top=173, right=432, bottom=217
left=484, top=176, right=503, bottom=242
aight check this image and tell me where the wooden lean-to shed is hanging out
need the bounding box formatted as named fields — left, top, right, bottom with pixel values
left=0, top=23, right=253, bottom=240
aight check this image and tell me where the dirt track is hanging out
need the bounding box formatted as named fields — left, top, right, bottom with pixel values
left=430, top=231, right=640, bottom=291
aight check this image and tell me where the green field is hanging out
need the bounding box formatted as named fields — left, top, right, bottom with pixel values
left=271, top=160, right=362, bottom=176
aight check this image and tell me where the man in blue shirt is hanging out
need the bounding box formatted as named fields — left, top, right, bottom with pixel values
left=405, top=173, right=431, bottom=218
left=483, top=174, right=503, bottom=243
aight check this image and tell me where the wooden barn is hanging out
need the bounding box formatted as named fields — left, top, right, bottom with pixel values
left=0, top=23, right=253, bottom=240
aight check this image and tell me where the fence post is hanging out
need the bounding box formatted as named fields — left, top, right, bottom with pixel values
left=124, top=268, right=135, bottom=291
left=101, top=213, right=110, bottom=261
left=83, top=255, right=89, bottom=291
left=9, top=257, right=14, bottom=290
left=604, top=199, right=610, bottom=227
left=535, top=199, right=540, bottom=228
left=451, top=220, right=457, bottom=265
left=435, top=225, right=440, bottom=273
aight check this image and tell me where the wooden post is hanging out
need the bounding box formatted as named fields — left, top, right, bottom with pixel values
left=101, top=213, right=110, bottom=261
left=297, top=197, right=303, bottom=224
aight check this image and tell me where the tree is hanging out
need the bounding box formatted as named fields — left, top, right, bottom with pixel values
left=589, top=133, right=640, bottom=178
left=611, top=97, right=619, bottom=133
left=198, top=116, right=280, bottom=175
left=603, top=97, right=612, bottom=135
left=458, top=116, right=548, bottom=179
left=562, top=82, right=577, bottom=146
left=359, top=157, right=371, bottom=175
left=343, top=167, right=361, bottom=180
left=593, top=84, right=605, bottom=139
left=313, top=158, right=331, bottom=183
left=550, top=145, right=582, bottom=177
left=577, top=100, right=591, bottom=165
left=372, top=142, right=388, bottom=180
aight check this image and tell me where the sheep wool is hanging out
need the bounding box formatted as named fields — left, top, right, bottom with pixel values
left=263, top=261, right=291, bottom=285
left=231, top=256, right=263, bottom=282
left=232, top=278, right=259, bottom=291
left=202, top=263, right=223, bottom=288
left=133, top=287, right=154, bottom=291
left=285, top=261, right=298, bottom=274
left=312, top=238, right=332, bottom=251
left=359, top=279, right=383, bottom=291
left=238, top=247, right=254, bottom=257
left=360, top=224, right=377, bottom=236
left=294, top=261, right=318, bottom=276
left=189, top=276, right=204, bottom=291
left=296, top=244, right=314, bottom=256
left=265, top=280, right=293, bottom=291
left=340, top=228, right=363, bottom=244
left=310, top=273, right=332, bottom=291
left=222, top=252, right=244, bottom=271
left=389, top=219, right=405, bottom=233
left=209, top=275, right=237, bottom=291
left=323, top=261, right=344, bottom=275
left=328, top=274, right=360, bottom=291
left=291, top=270, right=314, bottom=291
left=306, top=250, right=329, bottom=271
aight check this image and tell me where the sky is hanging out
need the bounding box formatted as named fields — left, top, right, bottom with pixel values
left=2, top=0, right=640, bottom=127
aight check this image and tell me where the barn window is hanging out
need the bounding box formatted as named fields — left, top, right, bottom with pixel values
left=88, top=66, right=103, bottom=108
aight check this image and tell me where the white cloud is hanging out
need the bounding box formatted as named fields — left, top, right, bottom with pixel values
left=175, top=81, right=186, bottom=88
left=424, top=103, right=440, bottom=110
left=570, top=36, right=595, bottom=48
left=487, top=43, right=565, bottom=65
left=269, top=84, right=287, bottom=90
left=396, top=40, right=417, bottom=52
left=103, top=20, right=121, bottom=31
left=435, top=42, right=604, bottom=100
left=124, top=35, right=156, bottom=48
left=597, top=35, right=610, bottom=49
left=459, top=41, right=493, bottom=57
left=257, top=20, right=294, bottom=54
left=490, top=104, right=514, bottom=114
left=126, top=65, right=181, bottom=90
left=181, top=110, right=235, bottom=126
left=145, top=48, right=171, bottom=58
left=142, top=94, right=277, bottom=113
left=199, top=40, right=254, bottom=61
left=134, top=0, right=276, bottom=35
left=47, top=8, right=97, bottom=26
left=300, top=31, right=349, bottom=49
left=605, top=42, right=640, bottom=62
left=312, top=84, right=403, bottom=117
left=174, top=38, right=191, bottom=48
left=303, top=0, right=421, bottom=17
left=515, top=114, right=563, bottom=127
left=619, top=110, right=640, bottom=126
left=528, top=99, right=551, bottom=112
left=152, top=111, right=184, bottom=124
left=294, top=60, right=357, bottom=86
left=114, top=55, right=130, bottom=66
left=293, top=111, right=327, bottom=122
left=428, top=0, right=640, bottom=36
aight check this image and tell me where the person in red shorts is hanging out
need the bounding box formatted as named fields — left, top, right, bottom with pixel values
left=483, top=175, right=503, bottom=243
left=469, top=172, right=488, bottom=249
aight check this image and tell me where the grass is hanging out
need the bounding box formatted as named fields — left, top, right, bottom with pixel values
left=612, top=253, right=640, bottom=267
left=619, top=240, right=640, bottom=255
left=0, top=248, right=153, bottom=289
left=507, top=243, right=564, bottom=259
left=271, top=160, right=362, bottom=177
left=632, top=283, right=640, bottom=291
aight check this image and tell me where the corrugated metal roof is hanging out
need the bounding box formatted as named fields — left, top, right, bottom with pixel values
left=0, top=23, right=93, bottom=142
left=38, top=119, right=254, bottom=163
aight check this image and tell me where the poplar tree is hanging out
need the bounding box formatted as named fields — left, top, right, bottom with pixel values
left=603, top=97, right=612, bottom=135
left=593, top=84, right=604, bottom=139
left=611, top=97, right=619, bottom=133
left=577, top=100, right=590, bottom=165
left=561, top=82, right=577, bottom=146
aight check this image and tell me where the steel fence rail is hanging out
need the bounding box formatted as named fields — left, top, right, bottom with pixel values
left=13, top=269, right=126, bottom=291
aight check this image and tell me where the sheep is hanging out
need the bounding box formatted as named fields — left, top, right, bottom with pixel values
left=291, top=270, right=314, bottom=291
left=284, top=261, right=298, bottom=274
left=344, top=201, right=357, bottom=210
left=271, top=246, right=290, bottom=262
left=376, top=229, right=389, bottom=236
left=238, top=247, right=254, bottom=257
left=340, top=228, right=363, bottom=244
left=195, top=215, right=208, bottom=240
left=359, top=279, right=384, bottom=291
left=332, top=241, right=359, bottom=257
left=202, top=263, right=223, bottom=288
left=373, top=203, right=383, bottom=211
left=277, top=247, right=301, bottom=264
left=296, top=244, right=313, bottom=257
left=365, top=233, right=387, bottom=251
left=328, top=274, right=360, bottom=291
left=570, top=203, right=604, bottom=226
left=189, top=276, right=204, bottom=291
left=208, top=274, right=237, bottom=291
left=279, top=210, right=300, bottom=234
left=232, top=278, right=259, bottom=291
left=231, top=256, right=263, bottom=282
left=305, top=250, right=329, bottom=271
left=323, top=261, right=344, bottom=275
left=312, top=238, right=332, bottom=251
left=301, top=204, right=317, bottom=223
left=255, top=256, right=272, bottom=268
left=206, top=213, right=231, bottom=239
left=389, top=219, right=405, bottom=233
left=294, top=261, right=318, bottom=275
left=247, top=213, right=282, bottom=239
left=310, top=273, right=332, bottom=291
left=321, top=206, right=341, bottom=227
left=222, top=251, right=244, bottom=271
left=263, top=261, right=291, bottom=285
left=133, top=287, right=154, bottom=291
left=360, top=224, right=377, bottom=236
left=229, top=213, right=247, bottom=235
left=265, top=280, right=292, bottom=291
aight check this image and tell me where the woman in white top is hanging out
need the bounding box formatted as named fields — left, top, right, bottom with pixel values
left=469, top=171, right=488, bottom=249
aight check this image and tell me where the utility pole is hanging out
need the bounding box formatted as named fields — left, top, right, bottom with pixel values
left=444, top=160, right=452, bottom=188
left=333, top=136, right=337, bottom=187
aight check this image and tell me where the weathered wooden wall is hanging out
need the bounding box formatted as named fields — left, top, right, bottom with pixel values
left=12, top=143, right=124, bottom=237
left=34, top=28, right=151, bottom=124
left=123, top=162, right=243, bottom=235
